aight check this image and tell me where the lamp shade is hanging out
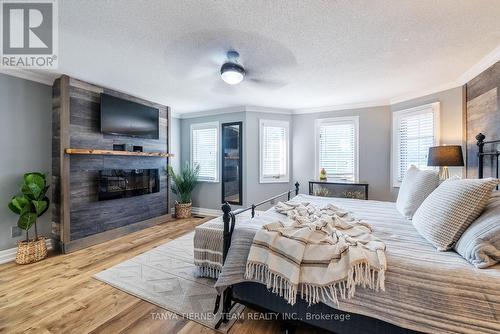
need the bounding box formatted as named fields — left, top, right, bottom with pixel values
left=427, top=145, right=464, bottom=166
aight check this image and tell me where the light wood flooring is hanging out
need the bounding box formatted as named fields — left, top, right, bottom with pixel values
left=0, top=216, right=322, bottom=334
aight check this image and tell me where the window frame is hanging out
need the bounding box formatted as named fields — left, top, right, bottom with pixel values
left=314, top=116, right=360, bottom=181
left=259, top=119, right=290, bottom=184
left=190, top=121, right=220, bottom=183
left=392, top=102, right=440, bottom=187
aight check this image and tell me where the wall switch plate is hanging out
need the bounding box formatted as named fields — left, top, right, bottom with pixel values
left=11, top=226, right=22, bottom=238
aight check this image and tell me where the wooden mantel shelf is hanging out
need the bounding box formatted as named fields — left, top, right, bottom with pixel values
left=65, top=148, right=173, bottom=157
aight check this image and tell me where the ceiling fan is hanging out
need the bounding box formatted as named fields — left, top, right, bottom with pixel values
left=218, top=50, right=287, bottom=89
left=163, top=30, right=297, bottom=91
left=220, top=51, right=245, bottom=85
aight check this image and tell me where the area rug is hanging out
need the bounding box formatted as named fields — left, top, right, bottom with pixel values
left=94, top=231, right=244, bottom=332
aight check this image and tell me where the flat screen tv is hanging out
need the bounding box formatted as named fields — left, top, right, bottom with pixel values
left=100, top=93, right=159, bottom=139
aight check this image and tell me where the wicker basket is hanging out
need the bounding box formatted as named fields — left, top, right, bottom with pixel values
left=16, top=237, right=47, bottom=265
left=175, top=202, right=192, bottom=219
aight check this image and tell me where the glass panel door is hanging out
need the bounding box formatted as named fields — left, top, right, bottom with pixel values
left=221, top=122, right=242, bottom=205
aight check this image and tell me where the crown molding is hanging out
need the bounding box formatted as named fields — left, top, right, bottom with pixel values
left=177, top=101, right=391, bottom=118
left=389, top=81, right=461, bottom=105
left=177, top=106, right=247, bottom=119
left=245, top=106, right=293, bottom=115
left=177, top=105, right=294, bottom=119
left=292, top=99, right=389, bottom=115
left=457, top=44, right=500, bottom=85
left=0, top=68, right=56, bottom=86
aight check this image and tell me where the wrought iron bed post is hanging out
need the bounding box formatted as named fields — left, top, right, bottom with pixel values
left=477, top=133, right=485, bottom=179
left=476, top=133, right=500, bottom=191
left=214, top=202, right=236, bottom=324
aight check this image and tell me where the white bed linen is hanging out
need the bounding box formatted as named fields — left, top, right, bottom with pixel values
left=215, top=195, right=500, bottom=334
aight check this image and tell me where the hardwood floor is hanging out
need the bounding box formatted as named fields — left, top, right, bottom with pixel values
left=0, top=216, right=321, bottom=334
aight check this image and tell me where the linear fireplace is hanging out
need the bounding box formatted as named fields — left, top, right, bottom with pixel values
left=98, top=169, right=159, bottom=201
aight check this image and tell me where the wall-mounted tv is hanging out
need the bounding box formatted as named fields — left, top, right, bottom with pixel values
left=100, top=93, right=159, bottom=139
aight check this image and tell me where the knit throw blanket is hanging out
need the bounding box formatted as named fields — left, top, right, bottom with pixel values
left=244, top=201, right=387, bottom=306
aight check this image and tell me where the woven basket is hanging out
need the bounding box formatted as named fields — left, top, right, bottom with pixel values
left=16, top=237, right=47, bottom=265
left=175, top=202, right=192, bottom=219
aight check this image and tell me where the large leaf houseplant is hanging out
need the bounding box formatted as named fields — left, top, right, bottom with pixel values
left=8, top=172, right=50, bottom=264
left=168, top=162, right=199, bottom=218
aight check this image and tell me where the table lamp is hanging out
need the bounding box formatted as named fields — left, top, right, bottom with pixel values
left=427, top=145, right=464, bottom=180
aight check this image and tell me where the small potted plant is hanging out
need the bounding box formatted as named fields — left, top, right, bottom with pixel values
left=168, top=162, right=199, bottom=219
left=8, top=172, right=50, bottom=264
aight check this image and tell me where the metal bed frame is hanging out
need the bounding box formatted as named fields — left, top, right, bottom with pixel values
left=476, top=132, right=500, bottom=182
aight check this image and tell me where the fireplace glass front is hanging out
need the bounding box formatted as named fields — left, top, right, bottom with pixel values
left=98, top=169, right=159, bottom=201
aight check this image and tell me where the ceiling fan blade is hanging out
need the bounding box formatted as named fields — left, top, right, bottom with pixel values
left=164, top=29, right=297, bottom=81
left=246, top=77, right=288, bottom=89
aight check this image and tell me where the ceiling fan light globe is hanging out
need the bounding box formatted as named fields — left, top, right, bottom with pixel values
left=220, top=62, right=245, bottom=85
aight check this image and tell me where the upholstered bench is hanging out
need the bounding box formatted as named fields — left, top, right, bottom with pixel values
left=194, top=211, right=261, bottom=278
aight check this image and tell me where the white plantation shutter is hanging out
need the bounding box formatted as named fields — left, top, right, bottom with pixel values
left=317, top=117, right=359, bottom=180
left=260, top=120, right=289, bottom=183
left=393, top=103, right=440, bottom=186
left=191, top=122, right=219, bottom=182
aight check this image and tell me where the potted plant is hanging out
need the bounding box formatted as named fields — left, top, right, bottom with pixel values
left=168, top=162, right=199, bottom=219
left=8, top=172, right=50, bottom=265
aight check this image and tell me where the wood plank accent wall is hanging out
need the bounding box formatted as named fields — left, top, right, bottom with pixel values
left=52, top=75, right=171, bottom=253
left=465, top=61, right=500, bottom=178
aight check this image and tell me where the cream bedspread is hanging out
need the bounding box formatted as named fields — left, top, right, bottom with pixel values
left=215, top=194, right=500, bottom=334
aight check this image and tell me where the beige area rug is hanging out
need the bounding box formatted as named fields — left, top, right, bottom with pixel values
left=94, top=231, right=244, bottom=332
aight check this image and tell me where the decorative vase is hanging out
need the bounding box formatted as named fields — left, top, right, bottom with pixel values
left=319, top=168, right=328, bottom=181
left=16, top=236, right=47, bottom=265
left=175, top=202, right=192, bottom=219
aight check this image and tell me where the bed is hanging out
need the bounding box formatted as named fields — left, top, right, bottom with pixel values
left=211, top=134, right=500, bottom=334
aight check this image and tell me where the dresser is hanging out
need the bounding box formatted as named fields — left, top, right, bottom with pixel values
left=308, top=180, right=369, bottom=200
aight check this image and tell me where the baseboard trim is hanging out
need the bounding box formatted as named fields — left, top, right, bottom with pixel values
left=0, top=238, right=53, bottom=265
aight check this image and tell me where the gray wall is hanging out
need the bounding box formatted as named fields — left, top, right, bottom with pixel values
left=169, top=116, right=181, bottom=208
left=292, top=106, right=393, bottom=201
left=0, top=74, right=52, bottom=251
left=180, top=110, right=293, bottom=210
left=390, top=86, right=464, bottom=199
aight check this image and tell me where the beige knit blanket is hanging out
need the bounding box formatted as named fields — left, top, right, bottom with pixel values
left=244, top=201, right=387, bottom=306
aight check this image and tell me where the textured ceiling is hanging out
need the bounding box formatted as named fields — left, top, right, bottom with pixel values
left=49, top=0, right=500, bottom=113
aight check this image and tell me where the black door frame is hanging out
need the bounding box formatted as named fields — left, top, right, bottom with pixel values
left=221, top=121, right=243, bottom=205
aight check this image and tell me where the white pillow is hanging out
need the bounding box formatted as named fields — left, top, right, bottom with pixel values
left=412, top=178, right=499, bottom=251
left=455, top=191, right=500, bottom=268
left=396, top=166, right=440, bottom=219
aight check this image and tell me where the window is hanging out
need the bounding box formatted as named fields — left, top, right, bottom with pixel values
left=392, top=102, right=440, bottom=186
left=191, top=122, right=219, bottom=182
left=315, top=116, right=359, bottom=180
left=259, top=119, right=289, bottom=183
